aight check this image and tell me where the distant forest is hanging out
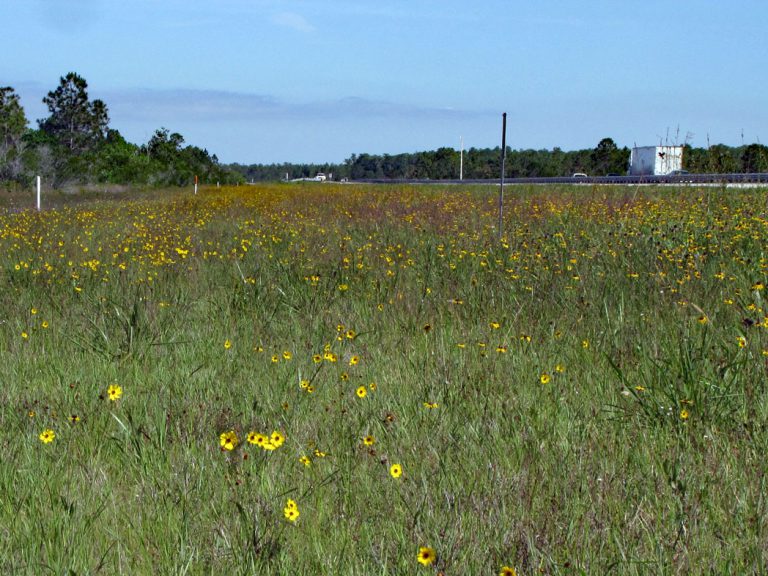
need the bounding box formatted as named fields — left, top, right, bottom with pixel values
left=3, top=73, right=768, bottom=188
left=230, top=139, right=768, bottom=182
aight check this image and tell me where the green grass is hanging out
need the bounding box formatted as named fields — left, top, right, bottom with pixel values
left=0, top=183, right=767, bottom=574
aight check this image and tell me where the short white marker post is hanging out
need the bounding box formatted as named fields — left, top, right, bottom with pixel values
left=194, top=175, right=198, bottom=195
left=36, top=176, right=41, bottom=211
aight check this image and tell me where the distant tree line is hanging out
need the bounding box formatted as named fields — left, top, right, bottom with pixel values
left=0, top=72, right=240, bottom=188
left=228, top=161, right=342, bottom=183
left=228, top=140, right=631, bottom=182
left=230, top=138, right=768, bottom=182
left=682, top=142, right=768, bottom=174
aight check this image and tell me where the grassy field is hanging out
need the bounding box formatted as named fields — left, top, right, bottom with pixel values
left=1, top=183, right=766, bottom=575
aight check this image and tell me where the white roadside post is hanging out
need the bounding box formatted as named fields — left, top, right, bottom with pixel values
left=36, top=176, right=41, bottom=211
left=194, top=175, right=198, bottom=195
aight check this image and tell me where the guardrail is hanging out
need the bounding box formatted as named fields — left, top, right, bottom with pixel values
left=353, top=173, right=768, bottom=186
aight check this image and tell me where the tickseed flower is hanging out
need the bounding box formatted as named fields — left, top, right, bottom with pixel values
left=30, top=307, right=38, bottom=315
left=417, top=546, right=436, bottom=566
left=270, top=431, right=285, bottom=448
left=39, top=429, right=55, bottom=444
left=107, top=384, right=123, bottom=401
left=423, top=402, right=438, bottom=409
left=224, top=339, right=232, bottom=350
left=555, top=364, right=565, bottom=373
left=299, top=455, right=312, bottom=467
left=21, top=331, right=28, bottom=340
left=697, top=315, right=708, bottom=325
left=356, top=386, right=367, bottom=398
left=500, top=567, right=517, bottom=576
left=41, top=321, right=49, bottom=329
left=363, top=435, right=375, bottom=446
left=246, top=431, right=260, bottom=444
left=219, top=430, right=239, bottom=451
left=346, top=329, right=356, bottom=339
left=737, top=336, right=747, bottom=348
left=582, top=339, right=590, bottom=349
left=282, top=350, right=292, bottom=360
left=349, top=355, right=359, bottom=366
left=390, top=463, right=403, bottom=479
left=251, top=433, right=268, bottom=447
left=496, top=345, right=507, bottom=353
left=680, top=409, right=690, bottom=420
left=312, top=354, right=323, bottom=363
left=540, top=373, right=551, bottom=385
left=489, top=321, right=500, bottom=330
left=340, top=372, right=349, bottom=382
left=284, top=499, right=300, bottom=522
left=369, top=382, right=377, bottom=392
left=338, top=283, right=348, bottom=292
left=69, top=414, right=80, bottom=423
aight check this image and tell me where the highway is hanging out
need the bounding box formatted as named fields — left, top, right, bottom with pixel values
left=352, top=173, right=768, bottom=186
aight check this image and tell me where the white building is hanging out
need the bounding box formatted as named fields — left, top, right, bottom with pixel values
left=629, top=146, right=684, bottom=175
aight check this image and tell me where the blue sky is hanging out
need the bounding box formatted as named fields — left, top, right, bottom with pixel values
left=1, top=0, right=766, bottom=164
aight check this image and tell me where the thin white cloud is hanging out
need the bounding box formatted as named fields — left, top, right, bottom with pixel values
left=96, top=87, right=487, bottom=123
left=271, top=11, right=315, bottom=32
left=103, top=88, right=282, bottom=122
left=33, top=0, right=103, bottom=33
left=8, top=82, right=486, bottom=125
left=302, top=96, right=489, bottom=119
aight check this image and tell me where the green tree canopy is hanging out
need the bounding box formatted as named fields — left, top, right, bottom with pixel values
left=0, top=86, right=28, bottom=180
left=38, top=72, right=109, bottom=154
left=741, top=143, right=768, bottom=173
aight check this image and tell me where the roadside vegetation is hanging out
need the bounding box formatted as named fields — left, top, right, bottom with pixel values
left=1, top=73, right=237, bottom=190
left=1, top=183, right=766, bottom=574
